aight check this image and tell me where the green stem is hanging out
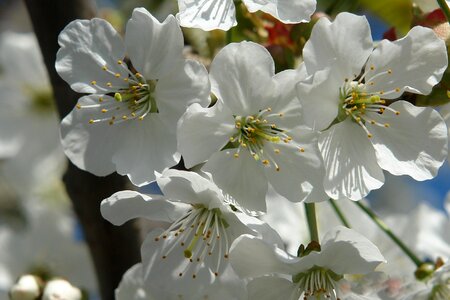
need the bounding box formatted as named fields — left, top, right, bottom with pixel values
left=328, top=199, right=351, bottom=228
left=304, top=203, right=319, bottom=243
left=437, top=0, right=450, bottom=23
left=355, top=201, right=422, bottom=267
left=225, top=28, right=233, bottom=44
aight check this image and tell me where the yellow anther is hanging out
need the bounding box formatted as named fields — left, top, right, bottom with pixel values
left=115, top=73, right=121, bottom=78
left=122, top=115, right=128, bottom=120
left=99, top=97, right=104, bottom=102
left=242, top=143, right=247, bottom=148
left=229, top=137, right=234, bottom=142
left=106, top=82, right=112, bottom=87
left=283, top=138, right=290, bottom=143
left=395, top=88, right=400, bottom=92
left=299, top=147, right=305, bottom=153
left=276, top=166, right=280, bottom=172
left=131, top=112, right=136, bottom=117
left=235, top=122, right=241, bottom=128
left=123, top=77, right=129, bottom=82
left=267, top=107, right=272, bottom=112
left=367, top=134, right=373, bottom=138
left=279, top=113, right=284, bottom=117
left=139, top=116, right=144, bottom=121
left=262, top=160, right=269, bottom=165
left=138, top=83, right=143, bottom=87
left=274, top=149, right=280, bottom=154
left=76, top=104, right=81, bottom=109
left=117, top=60, right=123, bottom=65
left=344, top=78, right=349, bottom=82
left=379, top=90, right=384, bottom=95
left=135, top=72, right=142, bottom=78
left=114, top=93, right=122, bottom=102
left=101, top=109, right=108, bottom=113
left=395, top=111, right=400, bottom=115
left=370, top=120, right=375, bottom=124
left=233, top=153, right=239, bottom=158
left=91, top=80, right=97, bottom=85
left=384, top=123, right=390, bottom=128
left=102, top=65, right=108, bottom=71
left=89, top=119, right=94, bottom=124
left=369, top=82, right=374, bottom=86
left=356, top=117, right=361, bottom=122
left=109, top=120, right=114, bottom=125
left=387, top=69, right=392, bottom=74
left=248, top=116, right=254, bottom=121
left=370, top=65, right=375, bottom=70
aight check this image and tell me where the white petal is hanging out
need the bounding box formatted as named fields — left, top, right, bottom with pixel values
left=303, top=12, right=372, bottom=78
left=243, top=0, right=315, bottom=23
left=60, top=95, right=119, bottom=176
left=125, top=9, right=185, bottom=79
left=177, top=0, right=237, bottom=31
left=247, top=276, right=299, bottom=300
left=0, top=32, right=49, bottom=87
left=229, top=235, right=299, bottom=278
left=116, top=264, right=152, bottom=300
left=156, top=169, right=225, bottom=208
left=177, top=101, right=235, bottom=168
left=141, top=228, right=215, bottom=299
left=101, top=190, right=188, bottom=225
left=296, top=68, right=342, bottom=131
left=112, top=114, right=180, bottom=186
left=156, top=59, right=211, bottom=123
left=203, top=150, right=268, bottom=213
left=366, top=101, right=448, bottom=180
left=56, top=19, right=129, bottom=94
left=210, top=41, right=276, bottom=116
left=264, top=127, right=328, bottom=203
left=318, top=226, right=386, bottom=275
left=440, top=103, right=450, bottom=163
left=319, top=120, right=385, bottom=200
left=365, top=26, right=448, bottom=98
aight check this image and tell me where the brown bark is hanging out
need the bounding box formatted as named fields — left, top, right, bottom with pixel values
left=22, top=1, right=142, bottom=299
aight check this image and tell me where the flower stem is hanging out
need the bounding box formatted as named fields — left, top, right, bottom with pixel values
left=355, top=201, right=422, bottom=267
left=304, top=203, right=319, bottom=243
left=328, top=199, right=351, bottom=228
left=437, top=0, right=450, bottom=23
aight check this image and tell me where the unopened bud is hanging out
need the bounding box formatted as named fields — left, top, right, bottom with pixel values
left=42, top=279, right=82, bottom=300
left=9, top=274, right=42, bottom=300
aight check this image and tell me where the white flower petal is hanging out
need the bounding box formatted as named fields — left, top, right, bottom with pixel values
left=210, top=41, right=276, bottom=116
left=440, top=103, right=450, bottom=163
left=319, top=120, right=385, bottom=200
left=203, top=150, right=268, bottom=213
left=125, top=9, right=185, bottom=79
left=177, top=101, right=235, bottom=168
left=56, top=19, right=128, bottom=94
left=156, top=59, right=211, bottom=123
left=0, top=32, right=49, bottom=87
left=229, top=234, right=299, bottom=278
left=60, top=95, right=119, bottom=176
left=177, top=0, right=237, bottom=31
left=365, top=26, right=448, bottom=99
left=156, top=169, right=224, bottom=208
left=101, top=190, right=188, bottom=225
left=296, top=68, right=342, bottom=131
left=116, top=263, right=151, bottom=300
left=303, top=12, right=372, bottom=78
left=366, top=101, right=448, bottom=180
left=318, top=226, right=386, bottom=275
left=247, top=276, right=299, bottom=300
left=243, top=0, right=316, bottom=24
left=112, top=114, right=180, bottom=186
left=264, top=127, right=328, bottom=203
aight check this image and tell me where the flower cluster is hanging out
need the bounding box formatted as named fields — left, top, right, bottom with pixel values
left=52, top=2, right=450, bottom=300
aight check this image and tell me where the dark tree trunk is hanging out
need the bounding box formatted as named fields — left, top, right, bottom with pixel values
left=22, top=1, right=142, bottom=299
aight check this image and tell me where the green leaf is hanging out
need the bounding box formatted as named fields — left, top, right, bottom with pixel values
left=358, top=0, right=413, bottom=35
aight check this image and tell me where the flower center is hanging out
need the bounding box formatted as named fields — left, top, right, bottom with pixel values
left=336, top=66, right=401, bottom=139
left=229, top=108, right=303, bottom=171
left=154, top=206, right=230, bottom=279
left=430, top=280, right=450, bottom=300
left=292, top=266, right=343, bottom=300
left=77, top=60, right=158, bottom=125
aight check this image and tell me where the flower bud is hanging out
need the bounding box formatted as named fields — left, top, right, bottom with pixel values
left=9, top=275, right=42, bottom=300
left=41, top=279, right=82, bottom=300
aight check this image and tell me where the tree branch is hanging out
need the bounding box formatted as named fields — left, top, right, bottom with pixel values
left=22, top=1, right=142, bottom=299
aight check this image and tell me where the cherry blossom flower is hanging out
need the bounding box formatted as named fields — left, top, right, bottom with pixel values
left=296, top=12, right=449, bottom=200
left=177, top=41, right=327, bottom=213
left=230, top=226, right=385, bottom=300
left=56, top=8, right=210, bottom=186
left=406, top=263, right=450, bottom=300
left=0, top=32, right=64, bottom=192
left=176, top=0, right=316, bottom=31
left=101, top=169, right=279, bottom=299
